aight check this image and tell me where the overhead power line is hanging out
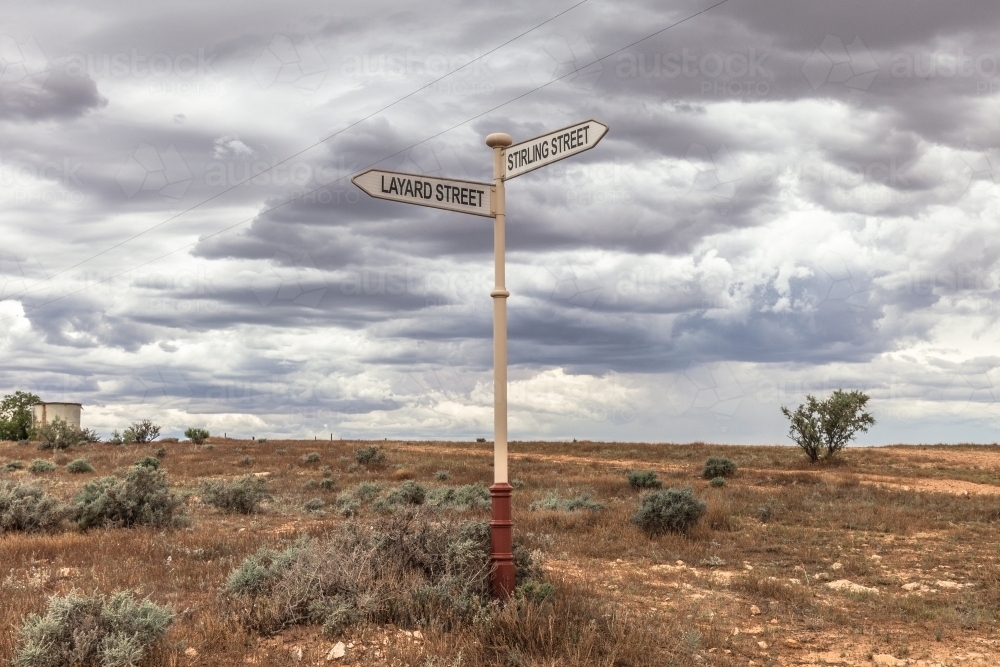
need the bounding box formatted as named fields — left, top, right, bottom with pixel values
left=3, top=0, right=732, bottom=323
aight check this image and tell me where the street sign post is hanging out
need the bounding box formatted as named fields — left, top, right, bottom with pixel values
left=353, top=120, right=607, bottom=598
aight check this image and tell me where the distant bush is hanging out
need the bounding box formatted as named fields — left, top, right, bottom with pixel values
left=28, top=459, right=56, bottom=474
left=702, top=457, right=737, bottom=479
left=184, top=427, right=210, bottom=444
left=65, top=458, right=94, bottom=474
left=781, top=390, right=876, bottom=462
left=335, top=492, right=360, bottom=517
left=529, top=492, right=604, bottom=512
left=633, top=488, right=706, bottom=537
left=238, top=455, right=255, bottom=467
left=627, top=470, right=662, bottom=490
left=434, top=470, right=450, bottom=481
left=135, top=456, right=160, bottom=470
left=0, top=482, right=66, bottom=532
left=320, top=478, right=335, bottom=490
left=32, top=417, right=98, bottom=450
left=475, top=437, right=487, bottom=443
left=154, top=447, right=167, bottom=459
left=73, top=466, right=183, bottom=530
left=4, top=460, right=25, bottom=472
left=303, top=498, right=325, bottom=513
left=13, top=590, right=172, bottom=667
left=221, top=511, right=539, bottom=636
left=111, top=420, right=161, bottom=445
left=355, top=446, right=386, bottom=467
left=301, top=452, right=320, bottom=464
left=201, top=475, right=268, bottom=515
left=426, top=484, right=491, bottom=511
left=709, top=476, right=726, bottom=488
left=354, top=482, right=382, bottom=501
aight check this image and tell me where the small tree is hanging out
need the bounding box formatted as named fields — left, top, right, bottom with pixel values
left=781, top=390, right=876, bottom=463
left=122, top=420, right=161, bottom=444
left=184, top=427, right=210, bottom=444
left=0, top=391, right=40, bottom=441
left=32, top=417, right=98, bottom=450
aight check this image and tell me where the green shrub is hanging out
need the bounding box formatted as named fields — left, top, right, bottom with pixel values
left=515, top=581, right=556, bottom=603
left=320, top=478, right=335, bottom=491
left=28, top=459, right=56, bottom=473
left=433, top=470, right=450, bottom=481
left=354, top=446, right=385, bottom=467
left=781, top=389, right=876, bottom=462
left=4, top=460, right=26, bottom=471
left=238, top=455, right=255, bottom=467
left=709, top=476, right=726, bottom=488
left=529, top=492, right=604, bottom=512
left=475, top=437, right=486, bottom=443
left=353, top=482, right=382, bottom=501
left=65, top=458, right=94, bottom=474
left=134, top=456, right=160, bottom=470
left=702, top=457, right=737, bottom=479
left=627, top=470, right=662, bottom=490
left=632, top=488, right=706, bottom=536
left=301, top=452, right=320, bottom=464
left=32, top=417, right=98, bottom=450
left=154, top=447, right=167, bottom=459
left=222, top=511, right=540, bottom=636
left=0, top=482, right=66, bottom=532
left=73, top=466, right=183, bottom=530
left=426, top=484, right=491, bottom=511
left=201, top=475, right=269, bottom=515
left=184, top=427, right=210, bottom=444
left=373, top=481, right=426, bottom=513
left=13, top=590, right=172, bottom=667
left=303, top=498, right=324, bottom=513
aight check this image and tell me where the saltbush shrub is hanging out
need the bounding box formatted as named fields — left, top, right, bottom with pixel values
left=709, top=476, right=726, bottom=488
left=201, top=475, right=268, bottom=515
left=13, top=590, right=172, bottom=667
left=303, top=498, right=325, bottom=512
left=65, top=458, right=94, bottom=474
left=354, top=446, right=386, bottom=467
left=632, top=487, right=707, bottom=536
left=222, top=510, right=540, bottom=636
left=301, top=452, right=320, bottom=464
left=134, top=456, right=160, bottom=470
left=426, top=484, right=491, bottom=511
left=0, top=482, right=66, bottom=532
left=73, top=466, right=183, bottom=530
left=433, top=470, right=450, bottom=481
left=28, top=459, right=56, bottom=474
left=4, top=460, right=26, bottom=471
left=184, top=427, right=210, bottom=444
left=627, top=470, right=662, bottom=490
left=529, top=492, right=604, bottom=512
left=702, top=457, right=737, bottom=479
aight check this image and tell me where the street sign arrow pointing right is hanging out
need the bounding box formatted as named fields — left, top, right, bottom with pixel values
left=503, top=119, right=609, bottom=180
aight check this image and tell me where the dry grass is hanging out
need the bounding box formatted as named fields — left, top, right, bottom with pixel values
left=1, top=437, right=999, bottom=665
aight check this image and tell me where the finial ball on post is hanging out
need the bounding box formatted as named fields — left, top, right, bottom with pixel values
left=485, top=132, right=513, bottom=148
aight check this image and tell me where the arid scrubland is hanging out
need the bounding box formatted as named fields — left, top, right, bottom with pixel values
left=1, top=438, right=999, bottom=666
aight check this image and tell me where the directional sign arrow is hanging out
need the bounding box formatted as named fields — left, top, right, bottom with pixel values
left=503, top=119, right=609, bottom=180
left=352, top=169, right=494, bottom=217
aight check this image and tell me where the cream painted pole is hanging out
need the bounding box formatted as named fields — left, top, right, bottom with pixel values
left=485, top=131, right=514, bottom=597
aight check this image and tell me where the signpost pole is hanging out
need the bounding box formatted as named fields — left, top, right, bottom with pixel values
left=486, top=131, right=514, bottom=598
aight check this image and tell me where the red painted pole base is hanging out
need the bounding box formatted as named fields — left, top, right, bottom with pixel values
left=489, top=482, right=515, bottom=599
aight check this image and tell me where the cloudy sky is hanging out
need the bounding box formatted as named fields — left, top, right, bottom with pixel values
left=1, top=0, right=998, bottom=444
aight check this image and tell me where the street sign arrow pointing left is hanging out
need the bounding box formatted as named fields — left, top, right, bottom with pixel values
left=352, top=169, right=495, bottom=217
